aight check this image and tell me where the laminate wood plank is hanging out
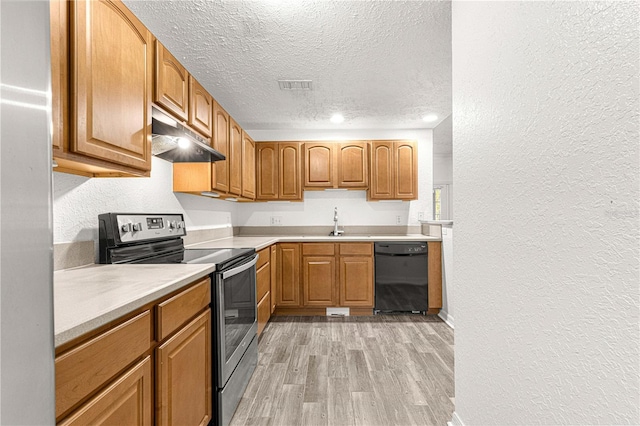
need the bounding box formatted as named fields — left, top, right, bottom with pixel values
left=327, top=378, right=354, bottom=426
left=283, top=345, right=310, bottom=385
left=428, top=321, right=455, bottom=345
left=347, top=350, right=373, bottom=392
left=304, top=355, right=328, bottom=403
left=362, top=337, right=387, bottom=372
left=328, top=341, right=349, bottom=379
left=405, top=403, right=440, bottom=426
left=302, top=402, right=329, bottom=426
left=369, top=370, right=414, bottom=426
left=424, top=334, right=455, bottom=371
left=244, top=417, right=272, bottom=426
left=420, top=352, right=455, bottom=398
left=271, top=384, right=305, bottom=426
left=246, top=363, right=287, bottom=419
left=352, top=392, right=386, bottom=426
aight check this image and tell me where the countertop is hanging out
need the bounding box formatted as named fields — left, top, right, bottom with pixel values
left=186, top=234, right=439, bottom=251
left=54, top=263, right=215, bottom=347
left=55, top=234, right=439, bottom=348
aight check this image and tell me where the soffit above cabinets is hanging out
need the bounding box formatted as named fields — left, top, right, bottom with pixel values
left=123, top=0, right=452, bottom=131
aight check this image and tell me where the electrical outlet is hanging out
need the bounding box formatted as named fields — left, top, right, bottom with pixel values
left=396, top=215, right=402, bottom=225
left=270, top=216, right=282, bottom=226
left=418, top=212, right=424, bottom=221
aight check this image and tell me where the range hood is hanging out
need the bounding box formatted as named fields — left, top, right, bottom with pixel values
left=151, top=107, right=225, bottom=163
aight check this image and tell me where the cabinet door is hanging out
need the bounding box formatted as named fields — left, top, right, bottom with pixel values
left=277, top=243, right=301, bottom=307
left=71, top=0, right=152, bottom=171
left=394, top=141, right=418, bottom=200
left=279, top=143, right=303, bottom=200
left=188, top=77, right=213, bottom=138
left=256, top=143, right=279, bottom=200
left=50, top=0, right=68, bottom=154
left=427, top=241, right=443, bottom=311
left=154, top=41, right=189, bottom=121
left=338, top=142, right=368, bottom=188
left=304, top=143, right=335, bottom=188
left=339, top=256, right=373, bottom=307
left=242, top=132, right=256, bottom=199
left=228, top=118, right=243, bottom=196
left=156, top=309, right=212, bottom=426
left=58, top=357, right=152, bottom=426
left=257, top=292, right=270, bottom=337
left=270, top=245, right=277, bottom=313
left=303, top=256, right=337, bottom=307
left=212, top=101, right=229, bottom=193
left=369, top=142, right=394, bottom=199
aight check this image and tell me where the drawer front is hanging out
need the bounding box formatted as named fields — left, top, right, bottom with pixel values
left=256, top=247, right=270, bottom=270
left=55, top=310, right=152, bottom=419
left=339, top=243, right=372, bottom=256
left=257, top=292, right=271, bottom=336
left=157, top=277, right=211, bottom=341
left=302, top=243, right=335, bottom=256
left=257, top=261, right=271, bottom=301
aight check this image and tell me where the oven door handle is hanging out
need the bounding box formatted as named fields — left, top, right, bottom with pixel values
left=221, top=254, right=259, bottom=279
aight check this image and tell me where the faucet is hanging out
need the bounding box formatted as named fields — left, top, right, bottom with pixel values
left=331, top=207, right=344, bottom=236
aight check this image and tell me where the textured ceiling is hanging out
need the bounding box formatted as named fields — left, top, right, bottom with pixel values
left=124, top=0, right=452, bottom=131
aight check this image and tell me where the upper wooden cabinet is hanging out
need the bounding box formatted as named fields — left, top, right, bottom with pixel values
left=154, top=41, right=189, bottom=122
left=188, top=77, right=214, bottom=138
left=228, top=118, right=243, bottom=196
left=304, top=143, right=335, bottom=188
left=52, top=0, right=153, bottom=177
left=303, top=142, right=369, bottom=189
left=369, top=140, right=418, bottom=200
left=256, top=142, right=303, bottom=201
left=212, top=101, right=230, bottom=193
left=242, top=132, right=256, bottom=200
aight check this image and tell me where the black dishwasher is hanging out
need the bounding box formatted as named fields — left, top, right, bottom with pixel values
left=374, top=242, right=428, bottom=313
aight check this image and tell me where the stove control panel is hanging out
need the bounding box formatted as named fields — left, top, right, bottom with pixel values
left=112, top=213, right=186, bottom=243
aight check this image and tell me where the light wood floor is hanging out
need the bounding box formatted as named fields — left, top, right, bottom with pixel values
left=230, top=315, right=455, bottom=426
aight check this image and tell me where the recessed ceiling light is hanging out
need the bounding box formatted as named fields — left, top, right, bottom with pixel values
left=422, top=114, right=438, bottom=122
left=330, top=114, right=344, bottom=123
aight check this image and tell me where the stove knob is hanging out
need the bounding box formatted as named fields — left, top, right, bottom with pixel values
left=121, top=223, right=132, bottom=233
left=168, top=221, right=176, bottom=229
left=132, top=223, right=142, bottom=232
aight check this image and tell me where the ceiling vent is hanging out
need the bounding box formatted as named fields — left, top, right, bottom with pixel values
left=278, top=79, right=313, bottom=90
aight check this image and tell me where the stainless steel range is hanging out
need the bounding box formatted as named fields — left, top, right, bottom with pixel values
left=98, top=213, right=258, bottom=426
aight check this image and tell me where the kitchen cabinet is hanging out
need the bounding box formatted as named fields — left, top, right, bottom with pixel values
left=276, top=243, right=301, bottom=307
left=156, top=310, right=212, bottom=426
left=154, top=41, right=189, bottom=122
left=427, top=241, right=443, bottom=313
left=212, top=101, right=230, bottom=193
left=338, top=243, right=374, bottom=307
left=270, top=245, right=277, bottom=313
left=55, top=277, right=211, bottom=424
left=188, top=77, right=214, bottom=138
left=51, top=0, right=153, bottom=177
left=256, top=247, right=271, bottom=336
left=303, top=142, right=369, bottom=189
left=256, top=142, right=303, bottom=201
left=369, top=140, right=418, bottom=200
left=302, top=244, right=337, bottom=306
left=229, top=118, right=243, bottom=196
left=242, top=132, right=256, bottom=200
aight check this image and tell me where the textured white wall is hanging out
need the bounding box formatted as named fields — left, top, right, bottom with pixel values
left=53, top=157, right=237, bottom=243
left=433, top=155, right=452, bottom=184
left=239, top=128, right=433, bottom=226
left=452, top=2, right=639, bottom=425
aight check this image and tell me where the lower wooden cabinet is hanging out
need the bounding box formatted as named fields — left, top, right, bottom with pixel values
left=58, top=356, right=152, bottom=426
left=56, top=278, right=211, bottom=424
left=338, top=256, right=374, bottom=307
left=256, top=246, right=272, bottom=336
left=277, top=243, right=301, bottom=307
left=302, top=256, right=337, bottom=306
left=156, top=309, right=212, bottom=426
left=257, top=292, right=271, bottom=336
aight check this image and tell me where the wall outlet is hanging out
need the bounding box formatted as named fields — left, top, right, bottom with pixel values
left=418, top=212, right=425, bottom=221
left=270, top=216, right=282, bottom=226
left=396, top=215, right=402, bottom=225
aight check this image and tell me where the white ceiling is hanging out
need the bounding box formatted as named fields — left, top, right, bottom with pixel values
left=124, top=0, right=452, bottom=131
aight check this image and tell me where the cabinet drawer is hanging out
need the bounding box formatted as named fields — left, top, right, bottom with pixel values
left=256, top=247, right=270, bottom=270
left=302, top=243, right=335, bottom=256
left=257, top=261, right=271, bottom=301
left=257, top=292, right=271, bottom=336
left=339, top=243, right=372, bottom=256
left=59, top=356, right=152, bottom=426
left=157, top=277, right=211, bottom=341
left=55, top=310, right=152, bottom=419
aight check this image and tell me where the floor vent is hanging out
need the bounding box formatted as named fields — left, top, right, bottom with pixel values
left=326, top=307, right=350, bottom=316
left=278, top=79, right=313, bottom=90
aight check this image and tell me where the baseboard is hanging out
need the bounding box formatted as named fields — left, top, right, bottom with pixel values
left=448, top=411, right=464, bottom=426
left=438, top=309, right=454, bottom=329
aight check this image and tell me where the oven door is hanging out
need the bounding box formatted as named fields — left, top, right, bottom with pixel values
left=215, top=253, right=258, bottom=388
